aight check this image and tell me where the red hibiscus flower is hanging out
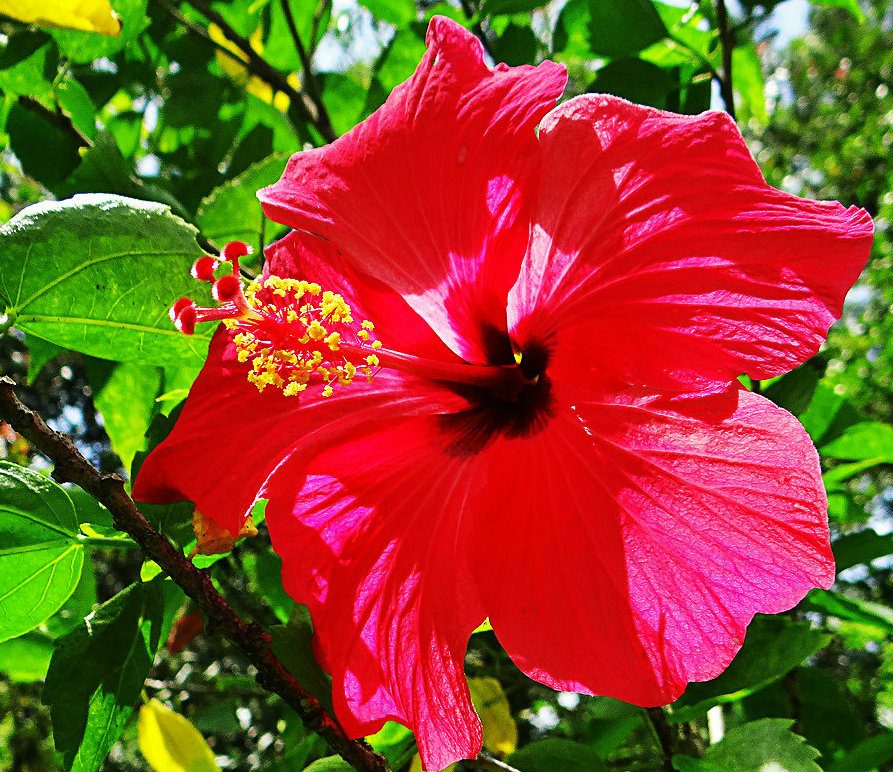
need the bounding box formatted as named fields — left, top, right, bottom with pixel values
left=134, top=16, right=873, bottom=769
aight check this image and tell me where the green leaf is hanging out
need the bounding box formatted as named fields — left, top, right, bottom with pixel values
left=360, top=0, right=416, bottom=25
left=363, top=28, right=427, bottom=115
left=7, top=99, right=82, bottom=190
left=56, top=78, right=98, bottom=140
left=802, top=589, right=893, bottom=635
left=88, top=360, right=162, bottom=472
left=0, top=194, right=212, bottom=367
left=0, top=31, right=58, bottom=100
left=0, top=462, right=85, bottom=642
left=320, top=73, right=369, bottom=136
left=827, top=731, right=893, bottom=772
left=799, top=382, right=863, bottom=445
left=481, top=0, right=549, bottom=17
left=0, top=630, right=55, bottom=682
left=25, top=333, right=65, bottom=384
left=366, top=722, right=415, bottom=769
left=304, top=757, right=352, bottom=772
left=243, top=549, right=293, bottom=623
left=508, top=738, right=608, bottom=772
left=672, top=719, right=822, bottom=772
left=832, top=529, right=893, bottom=572
left=270, top=604, right=333, bottom=715
left=761, top=365, right=821, bottom=416
left=589, top=58, right=676, bottom=109
left=821, top=421, right=893, bottom=462
left=196, top=153, right=289, bottom=253
left=554, top=0, right=667, bottom=60
left=731, top=44, right=768, bottom=125
left=490, top=23, right=539, bottom=66
left=671, top=616, right=830, bottom=721
left=44, top=578, right=180, bottom=771
left=57, top=132, right=190, bottom=218
left=43, top=555, right=98, bottom=640
left=808, top=0, right=865, bottom=23
left=51, top=0, right=148, bottom=63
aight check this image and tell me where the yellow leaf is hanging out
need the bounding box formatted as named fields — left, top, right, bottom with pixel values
left=190, top=509, right=258, bottom=557
left=138, top=699, right=218, bottom=772
left=0, top=0, right=120, bottom=36
left=468, top=677, right=518, bottom=757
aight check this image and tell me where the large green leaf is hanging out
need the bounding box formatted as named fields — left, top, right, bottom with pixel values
left=672, top=719, right=822, bottom=772
left=821, top=421, right=893, bottom=462
left=832, top=529, right=893, bottom=572
left=270, top=604, right=333, bottom=715
left=0, top=630, right=55, bottom=682
left=554, top=0, right=667, bottom=60
left=196, top=153, right=289, bottom=254
left=827, top=732, right=893, bottom=772
left=670, top=616, right=830, bottom=721
left=0, top=194, right=213, bottom=366
left=0, top=462, right=85, bottom=642
left=44, top=578, right=180, bottom=772
left=802, top=589, right=893, bottom=636
left=87, top=359, right=161, bottom=472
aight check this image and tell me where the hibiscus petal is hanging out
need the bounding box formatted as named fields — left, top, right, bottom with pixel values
left=264, top=417, right=488, bottom=769
left=259, top=16, right=566, bottom=363
left=510, top=94, right=873, bottom=391
left=133, top=232, right=468, bottom=533
left=484, top=383, right=833, bottom=704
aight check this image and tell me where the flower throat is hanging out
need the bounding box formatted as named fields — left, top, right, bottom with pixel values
left=171, top=242, right=530, bottom=398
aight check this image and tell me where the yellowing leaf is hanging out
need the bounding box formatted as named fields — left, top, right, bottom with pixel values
left=468, top=677, right=518, bottom=757
left=190, top=509, right=258, bottom=557
left=138, top=699, right=218, bottom=772
left=0, top=0, right=120, bottom=36
left=208, top=23, right=298, bottom=111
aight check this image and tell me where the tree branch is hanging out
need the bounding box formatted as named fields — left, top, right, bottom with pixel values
left=0, top=376, right=387, bottom=772
left=714, top=0, right=737, bottom=120
left=280, top=0, right=336, bottom=142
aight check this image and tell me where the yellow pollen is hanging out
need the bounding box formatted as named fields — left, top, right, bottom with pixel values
left=228, top=275, right=383, bottom=398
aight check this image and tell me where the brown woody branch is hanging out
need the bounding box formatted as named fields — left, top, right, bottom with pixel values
left=0, top=377, right=387, bottom=772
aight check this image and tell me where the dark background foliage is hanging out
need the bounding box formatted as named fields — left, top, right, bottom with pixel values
left=1, top=0, right=893, bottom=769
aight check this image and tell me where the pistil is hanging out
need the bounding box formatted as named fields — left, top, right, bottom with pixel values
left=171, top=241, right=531, bottom=398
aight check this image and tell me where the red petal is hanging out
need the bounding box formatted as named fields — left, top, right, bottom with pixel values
left=133, top=233, right=469, bottom=534
left=264, top=417, right=487, bottom=769
left=510, top=95, right=873, bottom=392
left=483, top=383, right=833, bottom=703
left=264, top=231, right=461, bottom=364
left=260, top=16, right=566, bottom=363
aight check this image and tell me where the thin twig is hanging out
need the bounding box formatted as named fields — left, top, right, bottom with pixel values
left=714, top=0, right=737, bottom=120
left=646, top=707, right=677, bottom=771
left=280, top=0, right=336, bottom=142
left=0, top=377, right=388, bottom=772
